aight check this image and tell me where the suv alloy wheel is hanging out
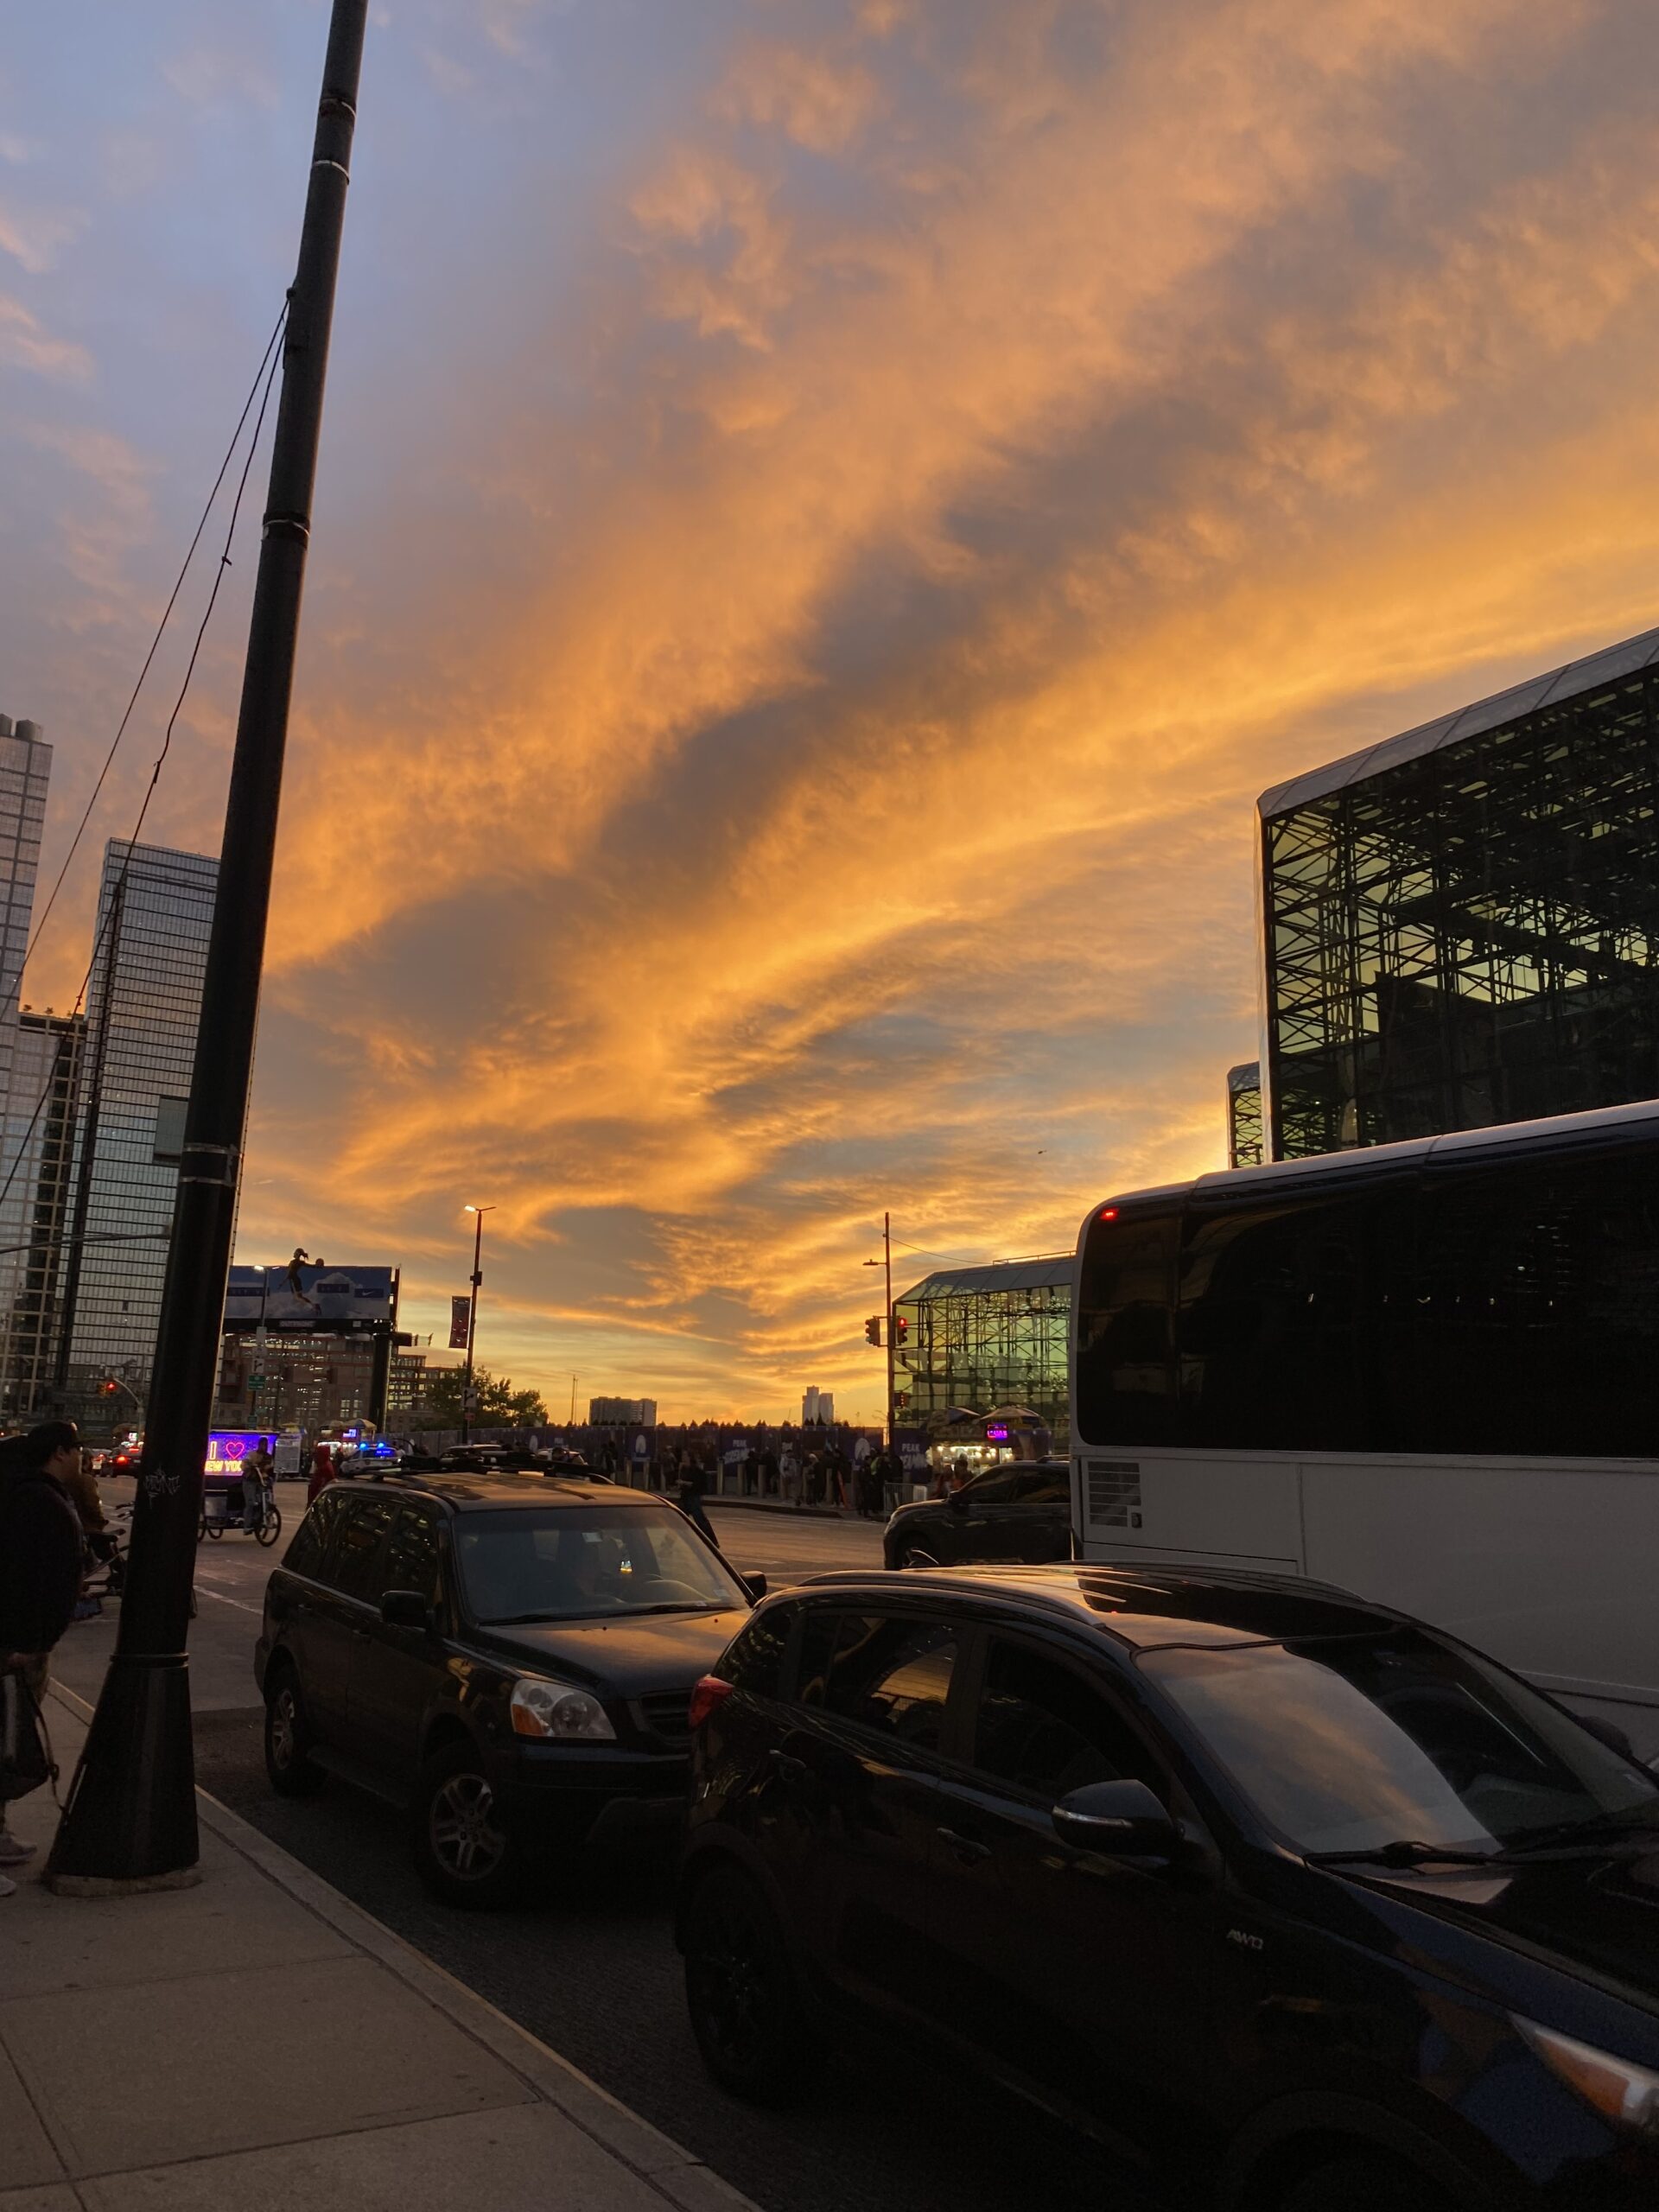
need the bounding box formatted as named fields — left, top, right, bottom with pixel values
left=683, top=1864, right=817, bottom=2103
left=411, top=1738, right=524, bottom=1910
left=264, top=1670, right=325, bottom=1797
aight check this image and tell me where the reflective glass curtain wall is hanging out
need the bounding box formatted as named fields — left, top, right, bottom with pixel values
left=1261, top=626, right=1659, bottom=1160
left=56, top=840, right=218, bottom=1397
left=1226, top=1061, right=1263, bottom=1168
left=892, top=1257, right=1072, bottom=1442
left=0, top=718, right=54, bottom=1380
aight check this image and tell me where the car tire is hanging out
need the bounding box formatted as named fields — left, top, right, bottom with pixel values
left=410, top=1738, right=524, bottom=1910
left=683, top=1863, right=817, bottom=2103
left=1277, top=2155, right=1455, bottom=2212
left=264, top=1669, right=325, bottom=1797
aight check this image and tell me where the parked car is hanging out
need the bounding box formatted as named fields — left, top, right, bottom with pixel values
left=883, top=1458, right=1072, bottom=1567
left=255, top=1472, right=760, bottom=1907
left=677, top=1562, right=1659, bottom=2209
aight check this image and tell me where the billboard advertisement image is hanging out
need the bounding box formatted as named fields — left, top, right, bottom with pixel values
left=225, top=1261, right=398, bottom=1333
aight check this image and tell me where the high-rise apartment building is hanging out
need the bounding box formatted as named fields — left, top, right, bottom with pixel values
left=0, top=1011, right=84, bottom=1415
left=54, top=839, right=218, bottom=1405
left=0, top=715, right=57, bottom=1411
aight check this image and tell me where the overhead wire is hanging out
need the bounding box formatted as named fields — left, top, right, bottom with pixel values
left=1, top=300, right=289, bottom=1017
left=0, top=303, right=288, bottom=1406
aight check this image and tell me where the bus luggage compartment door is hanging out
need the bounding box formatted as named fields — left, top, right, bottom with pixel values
left=1077, top=1452, right=1303, bottom=1572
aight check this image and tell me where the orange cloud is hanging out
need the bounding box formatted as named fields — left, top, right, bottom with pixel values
left=16, top=0, right=1659, bottom=1416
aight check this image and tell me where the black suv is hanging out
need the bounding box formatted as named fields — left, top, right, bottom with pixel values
left=678, top=1564, right=1659, bottom=2209
left=883, top=1458, right=1072, bottom=1568
left=256, top=1473, right=755, bottom=1906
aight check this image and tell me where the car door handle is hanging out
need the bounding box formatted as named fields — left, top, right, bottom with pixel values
left=937, top=1826, right=992, bottom=1864
left=767, top=1749, right=807, bottom=1781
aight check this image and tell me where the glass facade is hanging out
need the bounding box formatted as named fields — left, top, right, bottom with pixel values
left=1260, top=626, right=1659, bottom=1159
left=55, top=839, right=218, bottom=1401
left=0, top=1012, right=84, bottom=1416
left=892, top=1256, right=1072, bottom=1444
left=1226, top=1061, right=1263, bottom=1168
left=0, top=716, right=58, bottom=1413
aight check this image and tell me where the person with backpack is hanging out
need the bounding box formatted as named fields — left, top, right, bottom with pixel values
left=0, top=1421, right=86, bottom=1895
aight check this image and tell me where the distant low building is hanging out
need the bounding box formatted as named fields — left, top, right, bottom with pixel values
left=588, top=1395, right=658, bottom=1425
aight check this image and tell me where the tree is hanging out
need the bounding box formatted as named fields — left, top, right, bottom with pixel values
left=414, top=1364, right=547, bottom=1430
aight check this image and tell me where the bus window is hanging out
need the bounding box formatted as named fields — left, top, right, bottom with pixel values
left=1415, top=1147, right=1659, bottom=1459
left=1076, top=1208, right=1179, bottom=1446
left=1178, top=1198, right=1382, bottom=1450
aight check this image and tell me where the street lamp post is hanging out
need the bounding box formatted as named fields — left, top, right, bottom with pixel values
left=461, top=1205, right=494, bottom=1442
left=46, top=0, right=370, bottom=1891
left=863, top=1210, right=895, bottom=1447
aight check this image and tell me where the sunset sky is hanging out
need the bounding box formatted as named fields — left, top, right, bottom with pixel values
left=4, top=0, right=1658, bottom=1421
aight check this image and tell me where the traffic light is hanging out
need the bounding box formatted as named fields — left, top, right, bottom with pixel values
left=865, top=1315, right=883, bottom=1347
left=893, top=1314, right=909, bottom=1344
left=98, top=1377, right=118, bottom=1397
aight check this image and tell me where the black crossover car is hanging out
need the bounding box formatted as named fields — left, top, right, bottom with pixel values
left=882, top=1458, right=1072, bottom=1568
left=678, top=1563, right=1659, bottom=2209
left=255, top=1474, right=756, bottom=1906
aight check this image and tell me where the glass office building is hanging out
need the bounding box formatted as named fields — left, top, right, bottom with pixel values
left=0, top=1012, right=84, bottom=1416
left=55, top=839, right=218, bottom=1403
left=1259, top=624, right=1659, bottom=1160
left=0, top=715, right=57, bottom=1409
left=892, top=1255, right=1073, bottom=1444
left=1226, top=1061, right=1263, bottom=1168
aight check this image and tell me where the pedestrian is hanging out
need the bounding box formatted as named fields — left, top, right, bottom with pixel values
left=242, top=1436, right=275, bottom=1532
left=308, top=1439, right=334, bottom=1504
left=676, top=1458, right=716, bottom=1546
left=0, top=1421, right=85, bottom=1895
left=779, top=1444, right=800, bottom=1509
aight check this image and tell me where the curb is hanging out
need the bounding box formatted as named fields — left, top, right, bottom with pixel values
left=45, top=1681, right=758, bottom=2212
left=705, top=1496, right=849, bottom=1521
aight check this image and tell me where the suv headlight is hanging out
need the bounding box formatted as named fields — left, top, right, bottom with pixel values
left=509, top=1678, right=615, bottom=1741
left=1516, top=2017, right=1659, bottom=2135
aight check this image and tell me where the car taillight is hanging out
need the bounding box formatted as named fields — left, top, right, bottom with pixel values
left=688, top=1675, right=735, bottom=1730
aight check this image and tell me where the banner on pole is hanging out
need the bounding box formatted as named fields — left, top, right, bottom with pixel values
left=449, top=1295, right=470, bottom=1350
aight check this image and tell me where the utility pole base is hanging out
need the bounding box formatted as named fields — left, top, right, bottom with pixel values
left=47, top=1867, right=202, bottom=1898
left=44, top=1654, right=200, bottom=1886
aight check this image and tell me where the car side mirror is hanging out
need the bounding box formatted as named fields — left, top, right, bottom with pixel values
left=379, top=1589, right=433, bottom=1631
left=1052, top=1778, right=1179, bottom=1859
left=1576, top=1711, right=1640, bottom=1763
left=741, top=1571, right=767, bottom=1600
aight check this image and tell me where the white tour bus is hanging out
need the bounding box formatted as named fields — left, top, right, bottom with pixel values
left=1070, top=1097, right=1659, bottom=1754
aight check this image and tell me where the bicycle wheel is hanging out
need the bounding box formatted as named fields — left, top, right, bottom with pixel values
left=256, top=1505, right=282, bottom=1548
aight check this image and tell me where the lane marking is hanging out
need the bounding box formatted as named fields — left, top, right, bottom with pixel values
left=192, top=1583, right=264, bottom=1616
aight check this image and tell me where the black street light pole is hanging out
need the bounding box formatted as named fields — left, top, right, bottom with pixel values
left=48, top=0, right=370, bottom=1891
left=461, top=1205, right=493, bottom=1443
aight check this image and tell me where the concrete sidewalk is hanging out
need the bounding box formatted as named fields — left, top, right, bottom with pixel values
left=0, top=1687, right=755, bottom=2212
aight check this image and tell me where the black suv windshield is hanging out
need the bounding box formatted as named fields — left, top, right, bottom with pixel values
left=454, top=1504, right=747, bottom=1624
left=1141, top=1628, right=1659, bottom=1857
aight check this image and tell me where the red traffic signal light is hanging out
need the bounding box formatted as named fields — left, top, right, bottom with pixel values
left=893, top=1315, right=909, bottom=1344
left=865, top=1315, right=883, bottom=1346
left=99, top=1377, right=118, bottom=1396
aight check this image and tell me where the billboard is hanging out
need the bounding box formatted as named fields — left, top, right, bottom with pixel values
left=224, top=1262, right=398, bottom=1333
